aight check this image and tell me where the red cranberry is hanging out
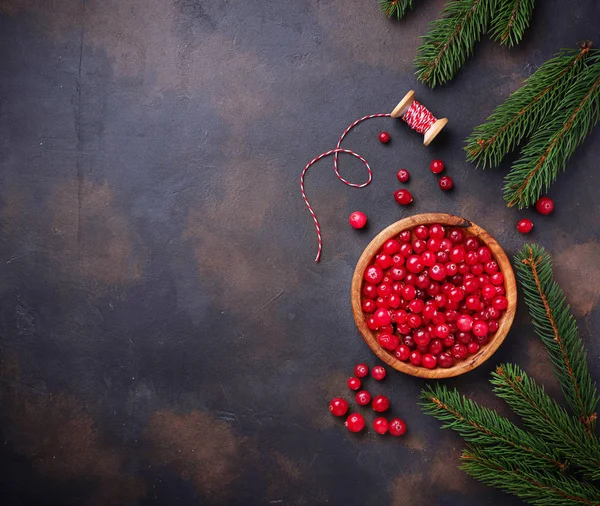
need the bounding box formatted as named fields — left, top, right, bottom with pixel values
left=434, top=324, right=450, bottom=339
left=477, top=247, right=492, bottom=263
left=329, top=398, right=349, bottom=417
left=439, top=176, right=453, bottom=191
left=457, top=331, right=472, bottom=344
left=465, top=251, right=479, bottom=265
left=467, top=342, right=480, bottom=354
left=371, top=365, right=386, bottom=380
left=413, top=239, right=427, bottom=254
left=390, top=266, right=406, bottom=280
left=442, top=334, right=455, bottom=348
left=413, top=329, right=431, bottom=347
left=485, top=261, right=499, bottom=274
left=372, top=395, right=390, bottom=412
left=395, top=344, right=410, bottom=361
left=536, top=196, right=554, bottom=215
left=470, top=263, right=484, bottom=275
left=373, top=308, right=391, bottom=327
left=488, top=320, right=499, bottom=333
left=475, top=333, right=489, bottom=345
left=345, top=413, right=365, bottom=432
left=487, top=306, right=501, bottom=320
left=428, top=338, right=443, bottom=355
left=463, top=277, right=479, bottom=293
left=364, top=265, right=383, bottom=284
left=384, top=239, right=401, bottom=255
left=414, top=225, right=429, bottom=239
left=428, top=224, right=444, bottom=238
left=408, top=299, right=425, bottom=313
left=409, top=350, right=422, bottom=366
left=394, top=189, right=413, bottom=205
left=490, top=272, right=504, bottom=285
left=362, top=283, right=377, bottom=299
left=427, top=238, right=441, bottom=252
left=375, top=254, right=392, bottom=269
left=517, top=218, right=533, bottom=234
left=354, top=364, right=369, bottom=378
left=450, top=246, right=465, bottom=263
left=434, top=293, right=448, bottom=308
left=349, top=211, right=367, bottom=229
left=375, top=297, right=388, bottom=309
left=388, top=293, right=401, bottom=308
left=348, top=377, right=361, bottom=390
left=446, top=262, right=458, bottom=276
left=449, top=229, right=465, bottom=244
left=448, top=287, right=465, bottom=303
left=378, top=333, right=399, bottom=351
left=464, top=237, right=480, bottom=251
left=373, top=417, right=389, bottom=435
left=398, top=230, right=411, bottom=242
left=362, top=299, right=376, bottom=313
left=492, top=295, right=508, bottom=310
left=396, top=169, right=410, bottom=183
left=422, top=251, right=436, bottom=267
left=395, top=310, right=408, bottom=324
left=405, top=273, right=417, bottom=286
left=436, top=251, right=449, bottom=263
left=473, top=321, right=489, bottom=337
left=376, top=284, right=391, bottom=298
left=430, top=159, right=444, bottom=174
left=482, top=284, right=496, bottom=300
left=399, top=243, right=413, bottom=256
left=458, top=263, right=471, bottom=275
left=452, top=343, right=468, bottom=360
left=379, top=131, right=390, bottom=143
left=456, top=314, right=473, bottom=332
left=402, top=285, right=417, bottom=300
left=438, top=352, right=454, bottom=368
left=422, top=353, right=437, bottom=369
left=466, top=295, right=481, bottom=311
left=356, top=390, right=371, bottom=406
left=367, top=317, right=378, bottom=330
left=389, top=418, right=407, bottom=436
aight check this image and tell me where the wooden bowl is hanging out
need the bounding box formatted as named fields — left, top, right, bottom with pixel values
left=351, top=213, right=517, bottom=379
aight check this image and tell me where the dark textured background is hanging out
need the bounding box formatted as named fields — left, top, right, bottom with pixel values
left=0, top=0, right=599, bottom=504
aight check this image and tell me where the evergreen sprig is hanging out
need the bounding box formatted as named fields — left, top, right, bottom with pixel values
left=414, top=0, right=494, bottom=88
left=515, top=244, right=598, bottom=430
left=489, top=0, right=535, bottom=47
left=504, top=57, right=600, bottom=207
left=379, top=0, right=413, bottom=20
left=421, top=244, right=600, bottom=505
left=465, top=46, right=591, bottom=168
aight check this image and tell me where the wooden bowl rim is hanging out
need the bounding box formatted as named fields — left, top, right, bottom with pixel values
left=351, top=213, right=517, bottom=379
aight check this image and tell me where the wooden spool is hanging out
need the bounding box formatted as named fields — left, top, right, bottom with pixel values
left=390, top=90, right=448, bottom=146
left=350, top=213, right=517, bottom=379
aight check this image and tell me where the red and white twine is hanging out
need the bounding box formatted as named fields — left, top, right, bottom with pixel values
left=301, top=101, right=440, bottom=262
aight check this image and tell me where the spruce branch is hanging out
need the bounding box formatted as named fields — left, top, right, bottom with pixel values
left=414, top=0, right=494, bottom=88
left=465, top=44, right=593, bottom=168
left=504, top=55, right=600, bottom=207
left=421, top=383, right=566, bottom=471
left=380, top=0, right=413, bottom=20
left=492, top=364, right=600, bottom=480
left=461, top=446, right=600, bottom=506
left=489, top=0, right=535, bottom=47
left=515, top=244, right=598, bottom=431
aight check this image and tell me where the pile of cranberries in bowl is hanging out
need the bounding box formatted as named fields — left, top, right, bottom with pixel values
left=361, top=223, right=507, bottom=370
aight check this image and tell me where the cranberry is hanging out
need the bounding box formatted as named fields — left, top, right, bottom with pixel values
left=452, top=343, right=468, bottom=360
left=406, top=255, right=424, bottom=273
left=399, top=243, right=413, bottom=256
left=457, top=331, right=472, bottom=344
left=384, top=239, right=401, bottom=256
left=429, top=263, right=446, bottom=281
left=349, top=211, right=368, bottom=229
left=395, top=344, right=411, bottom=361
left=372, top=365, right=386, bottom=380
left=422, top=251, right=437, bottom=267
left=471, top=263, right=484, bottom=275
left=354, top=364, right=369, bottom=378
left=373, top=417, right=389, bottom=435
left=434, top=293, right=448, bottom=308
left=473, top=321, right=489, bottom=337
left=375, top=254, right=392, bottom=270
left=405, top=273, right=417, bottom=286
left=413, top=329, right=431, bottom=347
left=427, top=238, right=442, bottom=252
left=329, top=398, right=349, bottom=417
left=466, top=295, right=481, bottom=311
left=389, top=418, right=407, bottom=436
left=378, top=333, right=400, bottom=351
left=439, top=176, right=453, bottom=191
left=376, top=284, right=391, bottom=298
left=422, top=353, right=437, bottom=369
left=362, top=299, right=376, bottom=313
left=428, top=338, right=443, bottom=355
left=390, top=266, right=406, bottom=280
left=449, top=229, right=465, bottom=244
left=450, top=246, right=465, bottom=263
left=408, top=299, right=425, bottom=313
left=407, top=314, right=422, bottom=329
left=438, top=352, right=454, bottom=368
left=517, top=218, right=533, bottom=234
left=456, top=314, right=473, bottom=332
left=362, top=283, right=377, bottom=299
left=375, top=297, right=388, bottom=309
left=492, top=295, right=508, bottom=310
left=348, top=377, right=361, bottom=390
left=464, top=237, right=480, bottom=251
left=402, top=285, right=417, bottom=300
left=536, top=196, right=554, bottom=215
left=433, top=323, right=450, bottom=339
left=398, top=230, right=411, bottom=242
left=396, top=169, right=410, bottom=183
left=345, top=413, right=365, bottom=432
left=372, top=395, right=390, bottom=413
left=490, top=272, right=504, bottom=285
left=401, top=330, right=414, bottom=343
left=448, top=287, right=465, bottom=303
left=488, top=320, right=499, bottom=333
left=394, top=189, right=413, bottom=205
left=487, top=306, right=501, bottom=320
left=395, top=310, right=408, bottom=324
left=477, top=247, right=492, bottom=263
left=467, top=342, right=479, bottom=354
left=356, top=390, right=371, bottom=406
left=409, top=350, right=422, bottom=366
left=485, top=261, right=499, bottom=274
left=430, top=159, right=444, bottom=174
left=364, top=265, right=383, bottom=284
left=458, top=263, right=471, bottom=275
left=367, top=317, right=378, bottom=330
left=463, top=277, right=479, bottom=293
left=388, top=293, right=401, bottom=308
left=465, top=251, right=479, bottom=265
left=482, top=283, right=496, bottom=300
left=442, top=334, right=456, bottom=348
left=413, top=239, right=427, bottom=254
left=373, top=308, right=391, bottom=327
left=379, top=131, right=391, bottom=143
left=446, top=262, right=458, bottom=276
left=436, top=251, right=449, bottom=263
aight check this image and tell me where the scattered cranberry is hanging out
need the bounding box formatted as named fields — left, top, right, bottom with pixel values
left=379, top=131, right=391, bottom=144
left=372, top=365, right=386, bottom=380
left=397, top=169, right=410, bottom=183
left=439, top=176, right=453, bottom=191
left=354, top=363, right=369, bottom=378
left=329, top=398, right=349, bottom=417
left=356, top=390, right=371, bottom=406
left=345, top=413, right=365, bottom=433
left=372, top=395, right=390, bottom=412
left=348, top=377, right=361, bottom=391
left=394, top=189, right=413, bottom=205
left=349, top=211, right=367, bottom=229
left=389, top=418, right=407, bottom=436
left=535, top=196, right=554, bottom=215
left=517, top=218, right=533, bottom=234
left=373, top=417, right=389, bottom=435
left=430, top=159, right=444, bottom=174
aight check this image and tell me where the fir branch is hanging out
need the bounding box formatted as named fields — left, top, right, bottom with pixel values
left=421, top=383, right=566, bottom=471
left=492, top=364, right=600, bottom=480
left=504, top=56, right=600, bottom=207
left=515, top=244, right=598, bottom=431
left=461, top=446, right=600, bottom=506
left=489, top=0, right=535, bottom=47
left=380, top=0, right=413, bottom=20
left=414, top=0, right=494, bottom=88
left=465, top=44, right=593, bottom=168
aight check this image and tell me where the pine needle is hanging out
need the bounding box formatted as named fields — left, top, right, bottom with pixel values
left=380, top=0, right=413, bottom=20
left=489, top=0, right=535, bottom=47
